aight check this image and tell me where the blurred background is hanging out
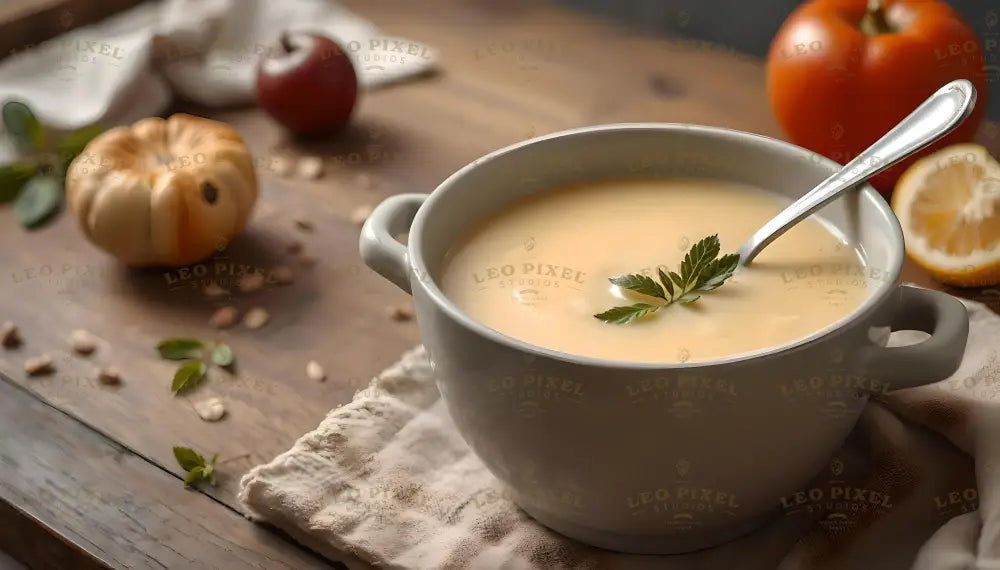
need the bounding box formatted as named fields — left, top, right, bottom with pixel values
left=560, top=0, right=1000, bottom=120
left=2, top=0, right=997, bottom=122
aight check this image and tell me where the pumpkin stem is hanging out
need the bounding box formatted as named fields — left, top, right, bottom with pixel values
left=279, top=32, right=295, bottom=53
left=859, top=0, right=894, bottom=36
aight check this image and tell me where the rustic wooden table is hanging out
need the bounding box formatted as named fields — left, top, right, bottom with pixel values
left=1, top=0, right=998, bottom=568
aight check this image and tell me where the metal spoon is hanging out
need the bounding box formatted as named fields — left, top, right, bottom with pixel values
left=737, top=79, right=977, bottom=266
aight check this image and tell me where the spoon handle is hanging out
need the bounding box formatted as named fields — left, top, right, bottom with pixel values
left=738, top=79, right=977, bottom=265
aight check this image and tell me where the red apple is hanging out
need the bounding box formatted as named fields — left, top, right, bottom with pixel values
left=256, top=32, right=358, bottom=137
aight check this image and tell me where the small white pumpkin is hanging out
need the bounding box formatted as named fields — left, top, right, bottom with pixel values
left=66, top=113, right=258, bottom=267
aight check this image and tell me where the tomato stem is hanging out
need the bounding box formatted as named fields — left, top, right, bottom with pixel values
left=859, top=0, right=894, bottom=35
left=279, top=32, right=295, bottom=54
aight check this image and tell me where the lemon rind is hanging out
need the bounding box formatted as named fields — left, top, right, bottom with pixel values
left=892, top=144, right=1000, bottom=274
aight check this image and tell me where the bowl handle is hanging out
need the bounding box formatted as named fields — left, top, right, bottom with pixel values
left=860, top=285, right=969, bottom=391
left=359, top=193, right=428, bottom=294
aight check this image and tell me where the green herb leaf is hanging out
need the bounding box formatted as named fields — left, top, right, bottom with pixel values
left=210, top=343, right=234, bottom=367
left=201, top=462, right=216, bottom=486
left=679, top=234, right=720, bottom=291
left=2, top=101, right=45, bottom=152
left=594, top=235, right=740, bottom=324
left=157, top=338, right=204, bottom=360
left=657, top=268, right=674, bottom=298
left=668, top=271, right=684, bottom=289
left=173, top=446, right=206, bottom=471
left=171, top=361, right=207, bottom=394
left=183, top=466, right=206, bottom=487
left=0, top=162, right=36, bottom=203
left=13, top=174, right=62, bottom=229
left=594, top=303, right=660, bottom=324
left=57, top=124, right=105, bottom=171
left=698, top=253, right=740, bottom=291
left=174, top=446, right=219, bottom=487
left=609, top=274, right=666, bottom=299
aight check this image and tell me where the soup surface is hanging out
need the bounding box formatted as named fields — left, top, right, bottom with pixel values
left=440, top=179, right=872, bottom=363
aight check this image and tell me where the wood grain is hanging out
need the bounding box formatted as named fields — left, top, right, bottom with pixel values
left=0, top=374, right=341, bottom=569
left=0, top=0, right=997, bottom=568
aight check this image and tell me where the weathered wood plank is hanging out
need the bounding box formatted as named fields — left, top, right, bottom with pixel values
left=0, top=0, right=780, bottom=532
left=0, top=374, right=345, bottom=569
left=0, top=498, right=105, bottom=570
left=0, top=0, right=996, bottom=568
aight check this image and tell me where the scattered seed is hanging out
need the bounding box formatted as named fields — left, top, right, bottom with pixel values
left=69, top=329, right=97, bottom=355
left=299, top=255, right=318, bottom=268
left=243, top=307, right=270, bottom=329
left=286, top=239, right=303, bottom=255
left=270, top=265, right=294, bottom=285
left=306, top=360, right=326, bottom=382
left=194, top=397, right=226, bottom=421
left=297, top=156, right=325, bottom=180
left=349, top=204, right=374, bottom=226
left=269, top=155, right=294, bottom=178
left=203, top=281, right=230, bottom=297
left=209, top=306, right=240, bottom=329
left=97, top=367, right=121, bottom=385
left=1, top=321, right=20, bottom=348
left=24, top=354, right=54, bottom=375
left=237, top=271, right=265, bottom=293
left=356, top=173, right=376, bottom=190
left=295, top=218, right=314, bottom=232
left=386, top=304, right=414, bottom=321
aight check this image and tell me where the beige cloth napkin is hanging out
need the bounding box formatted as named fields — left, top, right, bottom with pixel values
left=239, top=296, right=998, bottom=570
left=0, top=0, right=436, bottom=161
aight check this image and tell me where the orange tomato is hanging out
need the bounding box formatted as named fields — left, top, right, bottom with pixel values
left=766, top=0, right=989, bottom=195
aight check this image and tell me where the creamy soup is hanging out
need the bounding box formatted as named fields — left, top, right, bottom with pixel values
left=440, top=179, right=871, bottom=363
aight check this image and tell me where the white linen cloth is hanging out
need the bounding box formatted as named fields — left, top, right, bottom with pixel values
left=0, top=0, right=437, bottom=160
left=239, top=294, right=1000, bottom=569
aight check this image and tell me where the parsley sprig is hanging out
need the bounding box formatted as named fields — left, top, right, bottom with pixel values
left=594, top=235, right=740, bottom=324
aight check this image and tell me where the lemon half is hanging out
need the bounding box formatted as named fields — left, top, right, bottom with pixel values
left=891, top=143, right=1000, bottom=287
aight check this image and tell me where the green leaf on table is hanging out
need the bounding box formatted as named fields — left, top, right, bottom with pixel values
left=183, top=466, right=207, bottom=487
left=202, top=455, right=217, bottom=485
left=0, top=162, right=36, bottom=203
left=210, top=343, right=234, bottom=367
left=171, top=361, right=207, bottom=394
left=13, top=174, right=62, bottom=229
left=157, top=338, right=204, bottom=360
left=57, top=124, right=105, bottom=168
left=2, top=101, right=45, bottom=152
left=173, top=446, right=218, bottom=487
left=173, top=446, right=205, bottom=471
